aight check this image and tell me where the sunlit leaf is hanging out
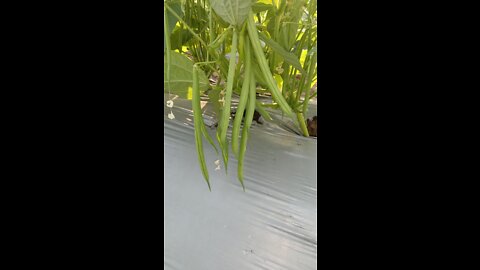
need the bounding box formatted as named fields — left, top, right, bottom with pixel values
left=164, top=52, right=209, bottom=98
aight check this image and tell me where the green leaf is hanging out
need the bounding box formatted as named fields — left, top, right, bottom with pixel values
left=252, top=2, right=273, bottom=13
left=212, top=11, right=231, bottom=28
left=278, top=0, right=305, bottom=49
left=170, top=28, right=193, bottom=51
left=164, top=52, right=209, bottom=98
left=164, top=1, right=183, bottom=53
left=210, top=0, right=252, bottom=26
left=258, top=32, right=306, bottom=74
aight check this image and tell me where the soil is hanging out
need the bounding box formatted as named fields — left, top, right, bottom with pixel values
left=306, top=116, right=317, bottom=137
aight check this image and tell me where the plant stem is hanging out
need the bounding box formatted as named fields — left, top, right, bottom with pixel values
left=164, top=5, right=172, bottom=95
left=296, top=112, right=310, bottom=137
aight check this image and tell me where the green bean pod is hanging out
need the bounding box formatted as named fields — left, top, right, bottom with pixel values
left=232, top=34, right=252, bottom=157
left=246, top=12, right=293, bottom=117
left=238, top=64, right=257, bottom=190
left=217, top=28, right=239, bottom=171
left=193, top=65, right=211, bottom=190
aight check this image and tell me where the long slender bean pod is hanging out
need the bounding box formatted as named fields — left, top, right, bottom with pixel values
left=246, top=12, right=293, bottom=117
left=232, top=34, right=251, bottom=157
left=193, top=65, right=211, bottom=190
left=238, top=64, right=257, bottom=190
left=217, top=27, right=239, bottom=171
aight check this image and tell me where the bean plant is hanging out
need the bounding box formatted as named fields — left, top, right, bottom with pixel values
left=164, top=0, right=317, bottom=190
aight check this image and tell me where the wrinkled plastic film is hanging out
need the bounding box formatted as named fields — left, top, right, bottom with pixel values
left=164, top=95, right=317, bottom=270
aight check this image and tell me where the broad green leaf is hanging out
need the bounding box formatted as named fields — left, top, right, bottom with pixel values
left=213, top=11, right=231, bottom=28
left=258, top=32, right=306, bottom=74
left=210, top=0, right=252, bottom=26
left=164, top=52, right=209, bottom=98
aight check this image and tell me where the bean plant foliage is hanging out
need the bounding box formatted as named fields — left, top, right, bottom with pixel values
left=164, top=0, right=317, bottom=190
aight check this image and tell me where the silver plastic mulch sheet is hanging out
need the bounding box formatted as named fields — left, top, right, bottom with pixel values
left=164, top=95, right=317, bottom=269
